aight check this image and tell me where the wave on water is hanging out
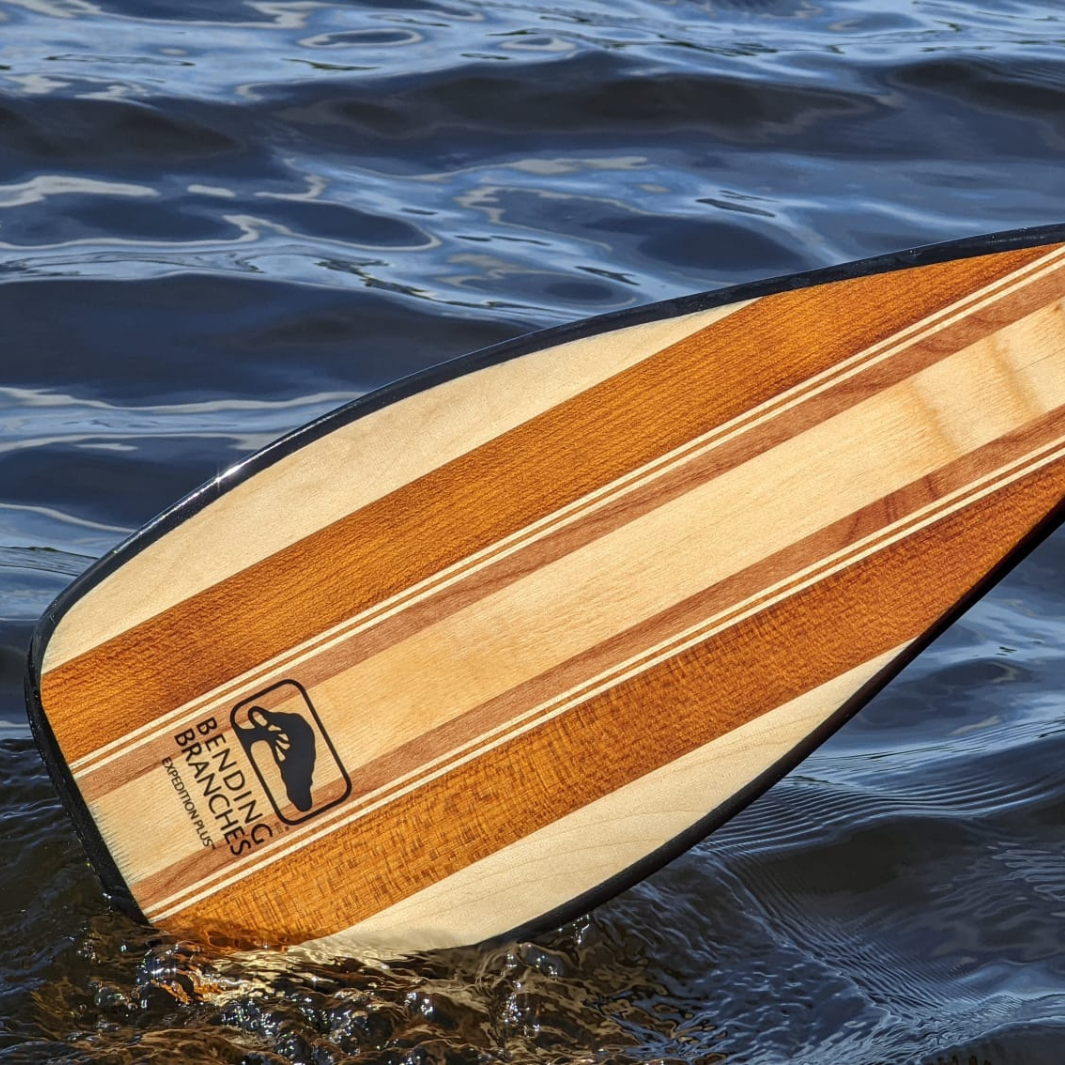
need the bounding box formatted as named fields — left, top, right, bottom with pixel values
left=2, top=0, right=1065, bottom=1061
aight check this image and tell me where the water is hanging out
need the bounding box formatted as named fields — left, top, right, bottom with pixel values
left=2, top=0, right=1065, bottom=1060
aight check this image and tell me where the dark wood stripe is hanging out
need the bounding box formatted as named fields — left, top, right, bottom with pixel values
left=327, top=406, right=1065, bottom=808
left=78, top=398, right=1065, bottom=819
left=190, top=261, right=1065, bottom=698
left=131, top=422, right=1065, bottom=913
left=46, top=246, right=1060, bottom=763
left=150, top=454, right=1065, bottom=931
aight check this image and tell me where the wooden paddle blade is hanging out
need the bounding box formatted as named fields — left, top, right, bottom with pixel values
left=26, top=227, right=1065, bottom=953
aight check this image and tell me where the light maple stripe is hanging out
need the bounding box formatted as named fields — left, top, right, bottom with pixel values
left=143, top=429, right=1065, bottom=922
left=320, top=407, right=1065, bottom=810
left=90, top=404, right=1065, bottom=899
left=75, top=295, right=1065, bottom=834
left=45, top=306, right=746, bottom=674
left=304, top=646, right=909, bottom=953
left=68, top=245, right=1065, bottom=779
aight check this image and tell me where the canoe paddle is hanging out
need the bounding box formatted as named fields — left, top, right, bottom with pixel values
left=26, top=223, right=1065, bottom=954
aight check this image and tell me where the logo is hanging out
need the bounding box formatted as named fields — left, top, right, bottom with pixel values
left=231, top=680, right=351, bottom=825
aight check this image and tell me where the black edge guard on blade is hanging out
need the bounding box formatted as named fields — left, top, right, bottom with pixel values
left=24, top=221, right=1065, bottom=942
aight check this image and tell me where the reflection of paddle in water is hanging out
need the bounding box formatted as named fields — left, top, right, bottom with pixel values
left=240, top=705, right=317, bottom=811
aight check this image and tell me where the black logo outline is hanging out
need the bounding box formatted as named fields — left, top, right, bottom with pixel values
left=231, top=679, right=351, bottom=825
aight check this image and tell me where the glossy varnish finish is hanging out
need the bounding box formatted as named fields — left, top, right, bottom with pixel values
left=33, top=240, right=1065, bottom=950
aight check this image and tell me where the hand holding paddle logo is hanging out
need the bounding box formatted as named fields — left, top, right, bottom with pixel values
left=230, top=680, right=351, bottom=828
left=236, top=705, right=317, bottom=813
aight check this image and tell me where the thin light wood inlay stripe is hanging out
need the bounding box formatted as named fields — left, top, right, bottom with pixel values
left=43, top=244, right=1060, bottom=765
left=305, top=647, right=908, bottom=954
left=154, top=462, right=1065, bottom=942
left=134, top=424, right=1065, bottom=918
left=69, top=248, right=1065, bottom=781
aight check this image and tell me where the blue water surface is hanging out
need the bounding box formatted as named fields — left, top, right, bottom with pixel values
left=2, top=1, right=1065, bottom=1062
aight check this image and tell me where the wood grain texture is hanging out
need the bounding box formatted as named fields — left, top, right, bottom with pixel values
left=44, top=307, right=739, bottom=672
left=303, top=648, right=908, bottom=954
left=44, top=244, right=1054, bottom=763
left=145, top=457, right=1065, bottom=941
left=33, top=239, right=1065, bottom=950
